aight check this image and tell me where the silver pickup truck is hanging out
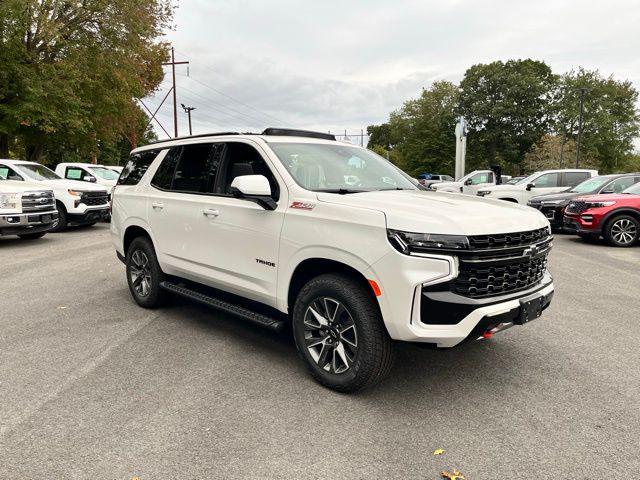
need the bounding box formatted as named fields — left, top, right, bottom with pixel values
left=0, top=178, right=58, bottom=240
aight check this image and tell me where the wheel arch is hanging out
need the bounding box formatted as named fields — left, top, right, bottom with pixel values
left=286, top=257, right=377, bottom=316
left=601, top=208, right=640, bottom=230
left=123, top=224, right=154, bottom=254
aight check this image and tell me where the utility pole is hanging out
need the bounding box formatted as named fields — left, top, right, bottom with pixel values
left=576, top=87, right=587, bottom=168
left=162, top=47, right=189, bottom=138
left=181, top=104, right=196, bottom=135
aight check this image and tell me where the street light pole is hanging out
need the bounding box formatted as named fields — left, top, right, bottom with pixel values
left=575, top=87, right=587, bottom=168
left=181, top=104, right=196, bottom=136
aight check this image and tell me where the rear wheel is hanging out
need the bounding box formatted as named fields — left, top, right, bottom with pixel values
left=126, top=236, right=165, bottom=308
left=604, top=215, right=639, bottom=247
left=292, top=273, right=394, bottom=393
left=18, top=232, right=46, bottom=240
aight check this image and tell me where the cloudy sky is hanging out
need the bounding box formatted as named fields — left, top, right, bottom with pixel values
left=145, top=0, right=640, bottom=143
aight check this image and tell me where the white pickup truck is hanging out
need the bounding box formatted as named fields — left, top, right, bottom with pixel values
left=0, top=177, right=58, bottom=240
left=430, top=170, right=498, bottom=195
left=0, top=160, right=110, bottom=230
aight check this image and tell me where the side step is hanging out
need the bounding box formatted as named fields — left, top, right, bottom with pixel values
left=160, top=281, right=286, bottom=332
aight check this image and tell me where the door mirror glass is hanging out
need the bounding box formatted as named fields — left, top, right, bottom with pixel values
left=230, top=175, right=276, bottom=210
left=83, top=174, right=97, bottom=183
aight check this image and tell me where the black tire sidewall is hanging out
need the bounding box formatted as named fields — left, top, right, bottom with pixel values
left=605, top=215, right=639, bottom=247
left=18, top=232, right=46, bottom=240
left=54, top=204, right=67, bottom=232
left=125, top=236, right=164, bottom=308
left=292, top=274, right=391, bottom=392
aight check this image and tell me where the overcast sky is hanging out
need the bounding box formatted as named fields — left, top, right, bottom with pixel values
left=145, top=0, right=640, bottom=144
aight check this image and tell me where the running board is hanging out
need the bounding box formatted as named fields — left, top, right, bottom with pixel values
left=160, top=281, right=286, bottom=332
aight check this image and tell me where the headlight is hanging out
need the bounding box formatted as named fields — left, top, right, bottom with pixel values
left=68, top=189, right=85, bottom=197
left=477, top=190, right=491, bottom=196
left=0, top=192, right=21, bottom=211
left=541, top=199, right=569, bottom=205
left=585, top=201, right=616, bottom=208
left=387, top=229, right=469, bottom=255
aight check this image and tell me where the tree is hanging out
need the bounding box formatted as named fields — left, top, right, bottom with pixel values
left=522, top=135, right=598, bottom=172
left=367, top=123, right=393, bottom=150
left=458, top=59, right=557, bottom=173
left=0, top=0, right=174, bottom=163
left=375, top=81, right=458, bottom=176
left=555, top=68, right=639, bottom=172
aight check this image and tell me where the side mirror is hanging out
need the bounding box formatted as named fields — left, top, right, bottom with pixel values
left=83, top=174, right=97, bottom=183
left=464, top=179, right=473, bottom=186
left=526, top=183, right=535, bottom=191
left=601, top=189, right=614, bottom=194
left=230, top=175, right=276, bottom=210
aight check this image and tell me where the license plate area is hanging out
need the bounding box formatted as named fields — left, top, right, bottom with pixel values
left=516, top=294, right=544, bottom=325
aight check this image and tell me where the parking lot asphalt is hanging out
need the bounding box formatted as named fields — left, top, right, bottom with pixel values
left=1, top=224, right=639, bottom=479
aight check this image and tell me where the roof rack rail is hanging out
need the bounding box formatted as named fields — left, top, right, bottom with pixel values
left=262, top=128, right=336, bottom=141
left=144, top=132, right=243, bottom=146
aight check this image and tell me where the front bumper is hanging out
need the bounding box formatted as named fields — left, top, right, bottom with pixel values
left=562, top=214, right=601, bottom=234
left=528, top=203, right=565, bottom=229
left=67, top=207, right=109, bottom=225
left=0, top=210, right=59, bottom=236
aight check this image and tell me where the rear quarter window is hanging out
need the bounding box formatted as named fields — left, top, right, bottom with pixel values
left=118, top=150, right=160, bottom=186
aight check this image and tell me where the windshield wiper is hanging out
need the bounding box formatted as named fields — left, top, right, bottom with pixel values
left=317, top=188, right=365, bottom=194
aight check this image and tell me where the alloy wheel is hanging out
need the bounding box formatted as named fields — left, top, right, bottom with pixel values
left=611, top=219, right=637, bottom=245
left=303, top=297, right=358, bottom=374
left=129, top=250, right=152, bottom=297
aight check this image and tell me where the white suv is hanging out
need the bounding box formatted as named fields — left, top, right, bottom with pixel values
left=0, top=160, right=110, bottom=230
left=476, top=169, right=598, bottom=204
left=111, top=129, right=555, bottom=392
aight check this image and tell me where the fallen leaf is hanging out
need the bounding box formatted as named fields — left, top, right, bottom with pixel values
left=433, top=448, right=445, bottom=456
left=58, top=306, right=67, bottom=310
left=441, top=470, right=465, bottom=480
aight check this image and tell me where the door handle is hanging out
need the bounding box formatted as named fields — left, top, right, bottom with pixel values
left=152, top=202, right=164, bottom=210
left=203, top=208, right=220, bottom=217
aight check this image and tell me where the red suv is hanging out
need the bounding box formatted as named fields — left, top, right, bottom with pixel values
left=564, top=182, right=640, bottom=247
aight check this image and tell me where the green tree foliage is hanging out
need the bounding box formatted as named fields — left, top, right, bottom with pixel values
left=379, top=81, right=459, bottom=176
left=555, top=68, right=640, bottom=172
left=0, top=0, right=173, bottom=163
left=458, top=59, right=557, bottom=173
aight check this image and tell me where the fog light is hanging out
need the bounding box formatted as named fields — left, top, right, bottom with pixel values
left=581, top=214, right=593, bottom=222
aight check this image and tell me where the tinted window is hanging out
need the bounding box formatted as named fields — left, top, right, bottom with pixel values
left=66, top=167, right=86, bottom=180
left=603, top=176, right=638, bottom=193
left=119, top=150, right=159, bottom=186
left=562, top=172, right=589, bottom=187
left=151, top=147, right=181, bottom=190
left=534, top=173, right=558, bottom=188
left=219, top=142, right=279, bottom=200
left=172, top=143, right=223, bottom=193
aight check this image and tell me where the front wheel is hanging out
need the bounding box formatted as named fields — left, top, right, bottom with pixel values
left=126, top=236, right=165, bottom=308
left=292, top=273, right=394, bottom=393
left=52, top=204, right=67, bottom=232
left=604, top=215, right=639, bottom=247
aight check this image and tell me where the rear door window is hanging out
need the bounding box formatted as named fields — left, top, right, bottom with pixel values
left=562, top=171, right=589, bottom=187
left=151, top=143, right=225, bottom=194
left=118, top=150, right=159, bottom=185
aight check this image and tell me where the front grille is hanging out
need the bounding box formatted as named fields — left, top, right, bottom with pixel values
left=21, top=190, right=55, bottom=213
left=453, top=228, right=552, bottom=298
left=565, top=201, right=588, bottom=214
left=80, top=191, right=109, bottom=206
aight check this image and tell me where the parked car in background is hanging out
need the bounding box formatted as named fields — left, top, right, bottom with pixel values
left=0, top=160, right=110, bottom=230
left=529, top=173, right=640, bottom=230
left=431, top=169, right=498, bottom=195
left=476, top=169, right=598, bottom=204
left=563, top=182, right=640, bottom=247
left=419, top=174, right=454, bottom=189
left=0, top=176, right=57, bottom=240
left=111, top=128, right=554, bottom=392
left=55, top=162, right=119, bottom=191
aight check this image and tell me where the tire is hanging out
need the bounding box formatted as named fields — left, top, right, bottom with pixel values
left=292, top=273, right=394, bottom=393
left=53, top=203, right=67, bottom=232
left=18, top=232, right=46, bottom=240
left=604, top=215, right=639, bottom=247
left=125, top=236, right=165, bottom=308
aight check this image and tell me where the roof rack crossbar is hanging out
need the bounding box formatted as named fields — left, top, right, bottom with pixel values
left=262, top=128, right=336, bottom=141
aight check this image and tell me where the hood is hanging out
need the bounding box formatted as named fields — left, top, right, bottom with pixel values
left=575, top=193, right=639, bottom=203
left=36, top=178, right=108, bottom=192
left=529, top=191, right=578, bottom=203
left=0, top=180, right=49, bottom=193
left=316, top=189, right=549, bottom=235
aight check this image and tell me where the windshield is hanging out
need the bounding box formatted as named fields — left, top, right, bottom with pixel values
left=269, top=142, right=417, bottom=192
left=570, top=176, right=611, bottom=193
left=18, top=163, right=60, bottom=180
left=89, top=166, right=119, bottom=180
left=623, top=183, right=640, bottom=195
